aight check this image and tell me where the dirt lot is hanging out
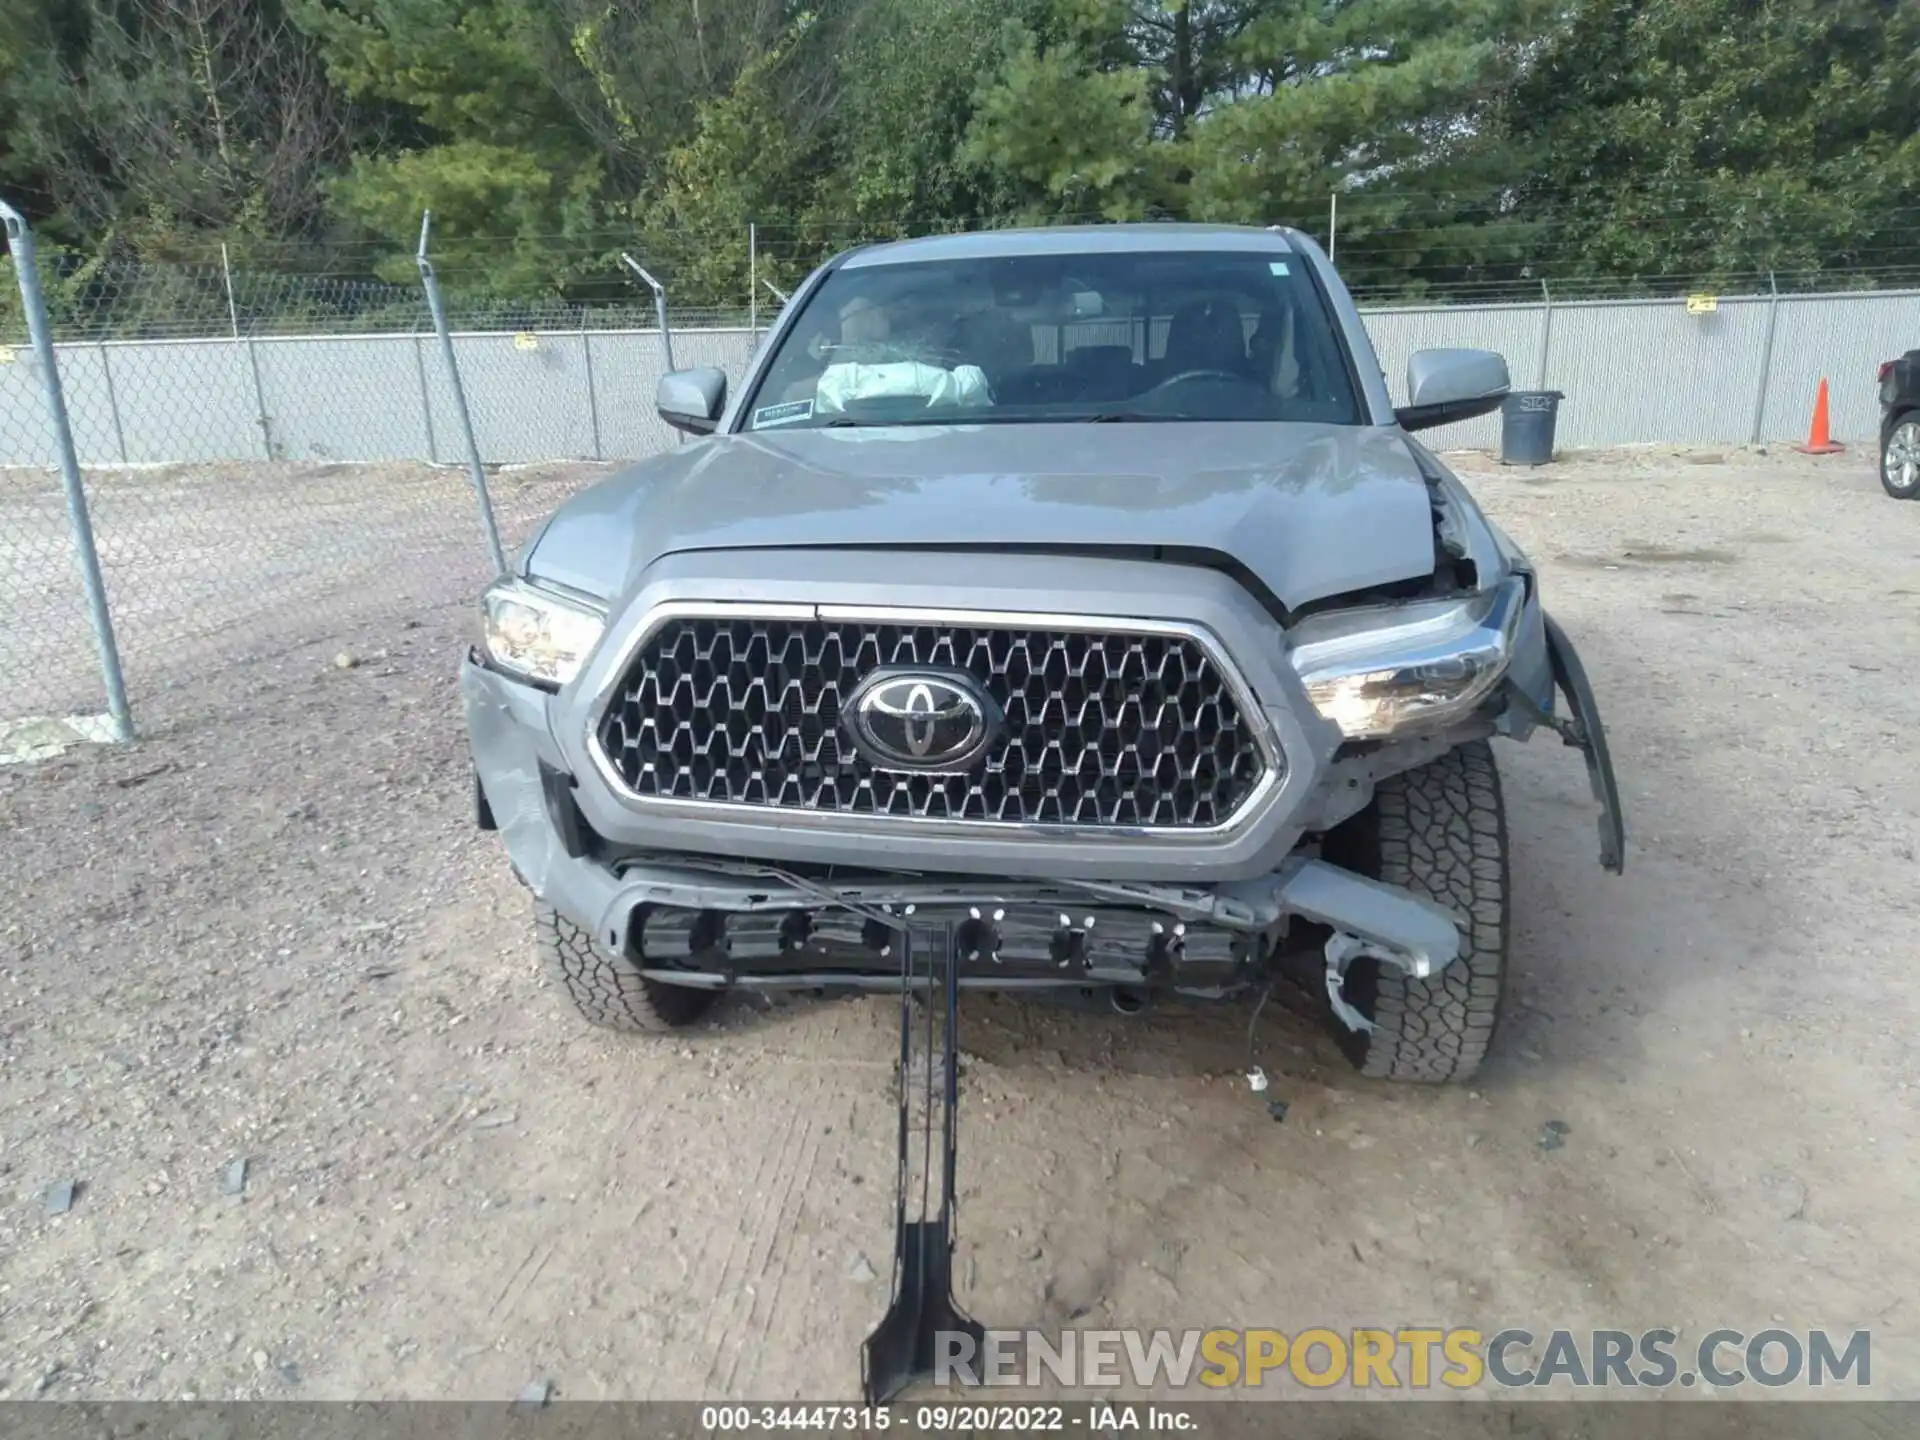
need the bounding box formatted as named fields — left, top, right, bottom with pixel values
left=0, top=459, right=585, bottom=725
left=2, top=446, right=1918, bottom=1406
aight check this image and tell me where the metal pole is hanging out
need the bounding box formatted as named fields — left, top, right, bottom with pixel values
left=98, top=342, right=129, bottom=465
left=412, top=330, right=439, bottom=461
left=582, top=322, right=603, bottom=461
left=416, top=211, right=506, bottom=576
left=2, top=199, right=134, bottom=740
left=748, top=221, right=758, bottom=342
left=620, top=253, right=675, bottom=372
left=1537, top=279, right=1553, bottom=390
left=1328, top=192, right=1338, bottom=264
left=223, top=242, right=272, bottom=459
left=763, top=279, right=790, bottom=306
left=220, top=241, right=242, bottom=336
left=1751, top=270, right=1779, bottom=445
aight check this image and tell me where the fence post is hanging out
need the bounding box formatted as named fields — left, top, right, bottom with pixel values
left=1537, top=279, right=1553, bottom=390
left=222, top=242, right=274, bottom=459
left=412, top=328, right=439, bottom=462
left=97, top=342, right=129, bottom=464
left=415, top=212, right=506, bottom=576
left=1751, top=270, right=1780, bottom=445
left=1, top=199, right=134, bottom=741
left=748, top=222, right=758, bottom=342
left=581, top=320, right=603, bottom=461
left=621, top=254, right=675, bottom=372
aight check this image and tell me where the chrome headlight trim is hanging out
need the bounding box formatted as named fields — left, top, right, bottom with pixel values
left=480, top=578, right=609, bottom=688
left=1287, top=577, right=1525, bottom=740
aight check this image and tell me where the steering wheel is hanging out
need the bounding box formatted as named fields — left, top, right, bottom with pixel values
left=1141, top=368, right=1246, bottom=396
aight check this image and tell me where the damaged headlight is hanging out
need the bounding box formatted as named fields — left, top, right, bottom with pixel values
left=1287, top=577, right=1525, bottom=739
left=481, top=578, right=607, bottom=687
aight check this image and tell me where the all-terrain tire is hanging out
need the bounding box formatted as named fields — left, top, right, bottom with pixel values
left=536, top=904, right=716, bottom=1032
left=1325, top=741, right=1509, bottom=1082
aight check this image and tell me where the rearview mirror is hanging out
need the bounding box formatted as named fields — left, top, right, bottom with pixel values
left=1396, top=349, right=1510, bottom=432
left=657, top=367, right=728, bottom=435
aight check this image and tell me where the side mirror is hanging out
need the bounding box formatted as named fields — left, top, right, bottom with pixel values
left=657, top=367, right=727, bottom=435
left=1395, top=349, right=1510, bottom=432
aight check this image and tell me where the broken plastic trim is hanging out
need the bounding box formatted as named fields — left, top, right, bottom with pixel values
left=1504, top=617, right=1627, bottom=875
left=1543, top=614, right=1626, bottom=875
left=1319, top=926, right=1449, bottom=1035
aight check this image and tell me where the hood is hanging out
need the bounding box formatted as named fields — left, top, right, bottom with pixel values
left=524, top=423, right=1440, bottom=614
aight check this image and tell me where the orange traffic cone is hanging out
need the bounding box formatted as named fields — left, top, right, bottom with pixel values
left=1794, top=378, right=1845, bottom=455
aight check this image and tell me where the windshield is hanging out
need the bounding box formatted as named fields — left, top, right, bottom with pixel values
left=741, top=247, right=1362, bottom=431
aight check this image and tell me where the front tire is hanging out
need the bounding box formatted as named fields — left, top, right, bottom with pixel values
left=1882, top=415, right=1920, bottom=499
left=1323, top=742, right=1509, bottom=1083
left=537, top=904, right=716, bottom=1032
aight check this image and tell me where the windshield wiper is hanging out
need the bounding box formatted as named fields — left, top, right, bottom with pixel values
left=1081, top=409, right=1179, bottom=423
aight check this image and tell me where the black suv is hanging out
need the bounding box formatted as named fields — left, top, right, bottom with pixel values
left=1882, top=349, right=1919, bottom=499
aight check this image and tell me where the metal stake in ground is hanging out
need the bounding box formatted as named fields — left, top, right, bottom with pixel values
left=415, top=211, right=506, bottom=576
left=1, top=198, right=133, bottom=741
left=862, top=922, right=985, bottom=1404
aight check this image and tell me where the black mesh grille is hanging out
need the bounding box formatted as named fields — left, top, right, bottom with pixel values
left=596, top=616, right=1273, bottom=828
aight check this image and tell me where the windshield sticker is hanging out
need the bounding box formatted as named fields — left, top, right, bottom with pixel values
left=1269, top=261, right=1291, bottom=276
left=752, top=398, right=814, bottom=428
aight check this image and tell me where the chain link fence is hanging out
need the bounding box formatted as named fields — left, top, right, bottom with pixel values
left=6, top=203, right=1920, bottom=750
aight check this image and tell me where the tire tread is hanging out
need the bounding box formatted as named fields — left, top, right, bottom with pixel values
left=536, top=904, right=714, bottom=1032
left=1350, top=741, right=1509, bottom=1083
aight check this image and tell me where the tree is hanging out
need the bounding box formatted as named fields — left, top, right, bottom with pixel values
left=292, top=0, right=609, bottom=284
left=4, top=0, right=349, bottom=253
left=1498, top=0, right=1920, bottom=284
left=963, top=0, right=1172, bottom=220
left=813, top=0, right=1035, bottom=232
left=630, top=29, right=832, bottom=306
left=966, top=0, right=1541, bottom=259
left=1181, top=0, right=1545, bottom=296
left=7, top=0, right=1917, bottom=307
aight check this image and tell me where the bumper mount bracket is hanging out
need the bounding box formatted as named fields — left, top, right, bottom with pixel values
left=861, top=922, right=985, bottom=1403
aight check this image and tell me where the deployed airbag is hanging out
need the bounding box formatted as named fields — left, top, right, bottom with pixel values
left=816, top=361, right=992, bottom=415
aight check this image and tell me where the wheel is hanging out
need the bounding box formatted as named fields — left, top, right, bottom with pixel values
left=1322, top=742, right=1509, bottom=1082
left=537, top=904, right=716, bottom=1032
left=1882, top=415, right=1920, bottom=499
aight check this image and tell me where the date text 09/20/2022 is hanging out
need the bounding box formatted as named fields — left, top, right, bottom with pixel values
left=699, top=1405, right=1193, bottom=1432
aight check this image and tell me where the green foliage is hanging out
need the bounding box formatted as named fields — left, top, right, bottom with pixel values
left=1, top=0, right=1916, bottom=314
left=965, top=25, right=1165, bottom=221
left=3, top=0, right=347, bottom=253
left=631, top=35, right=826, bottom=305
left=292, top=0, right=560, bottom=140
left=1502, top=0, right=1920, bottom=283
left=820, top=0, right=1033, bottom=229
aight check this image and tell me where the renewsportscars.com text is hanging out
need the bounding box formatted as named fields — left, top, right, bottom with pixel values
left=935, top=1327, right=1871, bottom=1391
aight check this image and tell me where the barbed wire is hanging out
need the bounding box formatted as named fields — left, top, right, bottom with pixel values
left=9, top=217, right=1920, bottom=348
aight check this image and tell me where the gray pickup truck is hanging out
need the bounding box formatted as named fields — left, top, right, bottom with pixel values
left=464, top=223, right=1623, bottom=1086
left=464, top=225, right=1625, bottom=1396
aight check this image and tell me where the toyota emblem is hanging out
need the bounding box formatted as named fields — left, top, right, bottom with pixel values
left=843, top=668, right=1001, bottom=774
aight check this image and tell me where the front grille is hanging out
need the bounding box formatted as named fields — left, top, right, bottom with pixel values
left=595, top=614, right=1274, bottom=829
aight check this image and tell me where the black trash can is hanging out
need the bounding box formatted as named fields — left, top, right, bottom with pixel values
left=1500, top=390, right=1564, bottom=465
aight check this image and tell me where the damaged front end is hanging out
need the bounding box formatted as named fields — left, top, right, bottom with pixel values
left=565, top=849, right=1459, bottom=1011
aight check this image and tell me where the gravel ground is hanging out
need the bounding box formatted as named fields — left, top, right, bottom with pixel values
left=1, top=446, right=1917, bottom=1404
left=0, top=459, right=584, bottom=724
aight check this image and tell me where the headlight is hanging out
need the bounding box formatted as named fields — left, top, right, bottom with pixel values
left=1287, top=578, right=1524, bottom=739
left=481, top=579, right=607, bottom=687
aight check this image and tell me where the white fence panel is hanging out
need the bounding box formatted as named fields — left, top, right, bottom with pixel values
left=1764, top=291, right=1920, bottom=447
left=5, top=295, right=1911, bottom=468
